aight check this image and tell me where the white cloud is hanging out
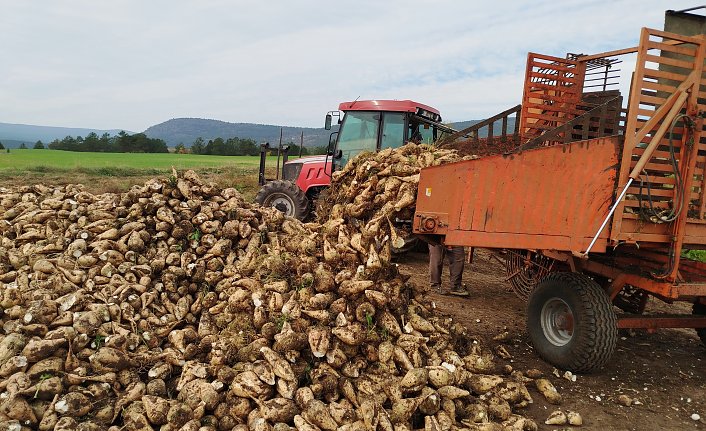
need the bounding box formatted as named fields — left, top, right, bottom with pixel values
left=0, top=0, right=700, bottom=130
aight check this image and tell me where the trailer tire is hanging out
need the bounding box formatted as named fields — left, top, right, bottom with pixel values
left=255, top=180, right=309, bottom=220
left=527, top=272, right=617, bottom=373
left=694, top=302, right=706, bottom=347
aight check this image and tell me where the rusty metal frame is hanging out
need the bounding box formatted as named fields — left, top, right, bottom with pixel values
left=414, top=26, right=706, bottom=331
left=516, top=94, right=622, bottom=152
left=578, top=47, right=640, bottom=62
left=439, top=104, right=521, bottom=146
left=520, top=53, right=587, bottom=143
left=611, top=29, right=706, bottom=250
left=541, top=248, right=706, bottom=300
left=617, top=315, right=706, bottom=329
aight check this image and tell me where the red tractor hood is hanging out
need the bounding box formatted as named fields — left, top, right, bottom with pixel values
left=286, top=155, right=331, bottom=193
left=291, top=155, right=327, bottom=165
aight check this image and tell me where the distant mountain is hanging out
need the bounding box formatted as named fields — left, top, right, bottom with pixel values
left=144, top=118, right=335, bottom=148
left=0, top=140, right=32, bottom=149
left=0, top=122, right=132, bottom=148
left=0, top=116, right=518, bottom=150
left=144, top=117, right=518, bottom=148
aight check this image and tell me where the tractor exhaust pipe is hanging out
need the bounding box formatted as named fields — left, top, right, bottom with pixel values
left=258, top=142, right=270, bottom=186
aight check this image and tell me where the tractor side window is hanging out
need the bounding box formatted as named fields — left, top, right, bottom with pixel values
left=336, top=111, right=379, bottom=166
left=435, top=127, right=452, bottom=142
left=408, top=121, right=435, bottom=144
left=380, top=112, right=405, bottom=150
left=419, top=123, right=434, bottom=143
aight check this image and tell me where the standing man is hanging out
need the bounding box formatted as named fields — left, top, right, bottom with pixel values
left=429, top=243, right=468, bottom=296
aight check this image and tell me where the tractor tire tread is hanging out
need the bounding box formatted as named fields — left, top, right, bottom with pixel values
left=255, top=180, right=309, bottom=220
left=528, top=272, right=617, bottom=373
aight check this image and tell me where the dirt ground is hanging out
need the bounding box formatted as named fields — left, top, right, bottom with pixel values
left=395, top=249, right=706, bottom=431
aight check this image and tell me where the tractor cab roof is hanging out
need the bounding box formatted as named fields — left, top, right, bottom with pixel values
left=338, top=99, right=442, bottom=122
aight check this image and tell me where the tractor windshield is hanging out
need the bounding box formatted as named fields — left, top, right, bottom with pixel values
left=335, top=111, right=380, bottom=166
left=332, top=108, right=455, bottom=169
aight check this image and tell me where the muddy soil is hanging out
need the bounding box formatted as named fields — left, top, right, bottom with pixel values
left=396, top=248, right=705, bottom=431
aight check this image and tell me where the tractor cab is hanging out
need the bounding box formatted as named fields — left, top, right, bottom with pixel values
left=326, top=99, right=454, bottom=170
left=256, top=99, right=452, bottom=220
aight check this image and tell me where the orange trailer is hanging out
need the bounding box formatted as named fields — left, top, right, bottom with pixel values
left=414, top=11, right=706, bottom=372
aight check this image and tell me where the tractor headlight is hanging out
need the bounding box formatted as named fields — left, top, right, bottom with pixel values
left=282, top=163, right=303, bottom=181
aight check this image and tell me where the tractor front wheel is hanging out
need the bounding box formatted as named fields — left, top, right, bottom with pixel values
left=255, top=180, right=309, bottom=220
left=527, top=272, right=617, bottom=373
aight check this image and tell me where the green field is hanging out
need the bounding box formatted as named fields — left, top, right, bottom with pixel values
left=0, top=149, right=270, bottom=171
left=0, top=149, right=286, bottom=197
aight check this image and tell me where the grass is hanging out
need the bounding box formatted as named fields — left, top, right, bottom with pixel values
left=683, top=249, right=706, bottom=263
left=0, top=149, right=266, bottom=170
left=0, top=149, right=291, bottom=198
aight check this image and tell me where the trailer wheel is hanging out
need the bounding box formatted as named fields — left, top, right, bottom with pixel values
left=694, top=302, right=706, bottom=346
left=527, top=272, right=617, bottom=373
left=255, top=180, right=309, bottom=220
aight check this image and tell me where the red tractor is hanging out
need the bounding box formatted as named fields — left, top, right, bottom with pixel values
left=255, top=99, right=454, bottom=220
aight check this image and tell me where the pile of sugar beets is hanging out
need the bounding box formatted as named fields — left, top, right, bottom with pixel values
left=0, top=144, right=562, bottom=431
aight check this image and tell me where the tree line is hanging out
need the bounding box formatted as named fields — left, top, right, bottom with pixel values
left=30, top=141, right=46, bottom=149
left=185, top=137, right=259, bottom=156
left=48, top=132, right=168, bottom=153
left=0, top=141, right=43, bottom=150
left=1, top=134, right=328, bottom=155
left=181, top=137, right=327, bottom=156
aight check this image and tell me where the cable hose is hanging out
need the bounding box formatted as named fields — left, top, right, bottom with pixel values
left=638, top=114, right=694, bottom=224
left=636, top=114, right=695, bottom=278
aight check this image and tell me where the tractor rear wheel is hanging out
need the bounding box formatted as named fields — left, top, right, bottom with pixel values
left=694, top=302, right=706, bottom=347
left=527, top=272, right=617, bottom=373
left=255, top=180, right=309, bottom=220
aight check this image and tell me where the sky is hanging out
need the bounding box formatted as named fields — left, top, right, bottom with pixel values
left=0, top=1, right=702, bottom=132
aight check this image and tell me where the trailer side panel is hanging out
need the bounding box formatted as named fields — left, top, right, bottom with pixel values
left=414, top=137, right=621, bottom=253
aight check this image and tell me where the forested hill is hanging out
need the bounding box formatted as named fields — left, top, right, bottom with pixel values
left=144, top=118, right=334, bottom=148
left=0, top=122, right=130, bottom=148
left=143, top=117, right=517, bottom=148
left=0, top=117, right=517, bottom=149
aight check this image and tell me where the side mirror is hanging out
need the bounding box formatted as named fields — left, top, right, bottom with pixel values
left=327, top=132, right=338, bottom=156
left=325, top=114, right=332, bottom=130
left=333, top=149, right=343, bottom=160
